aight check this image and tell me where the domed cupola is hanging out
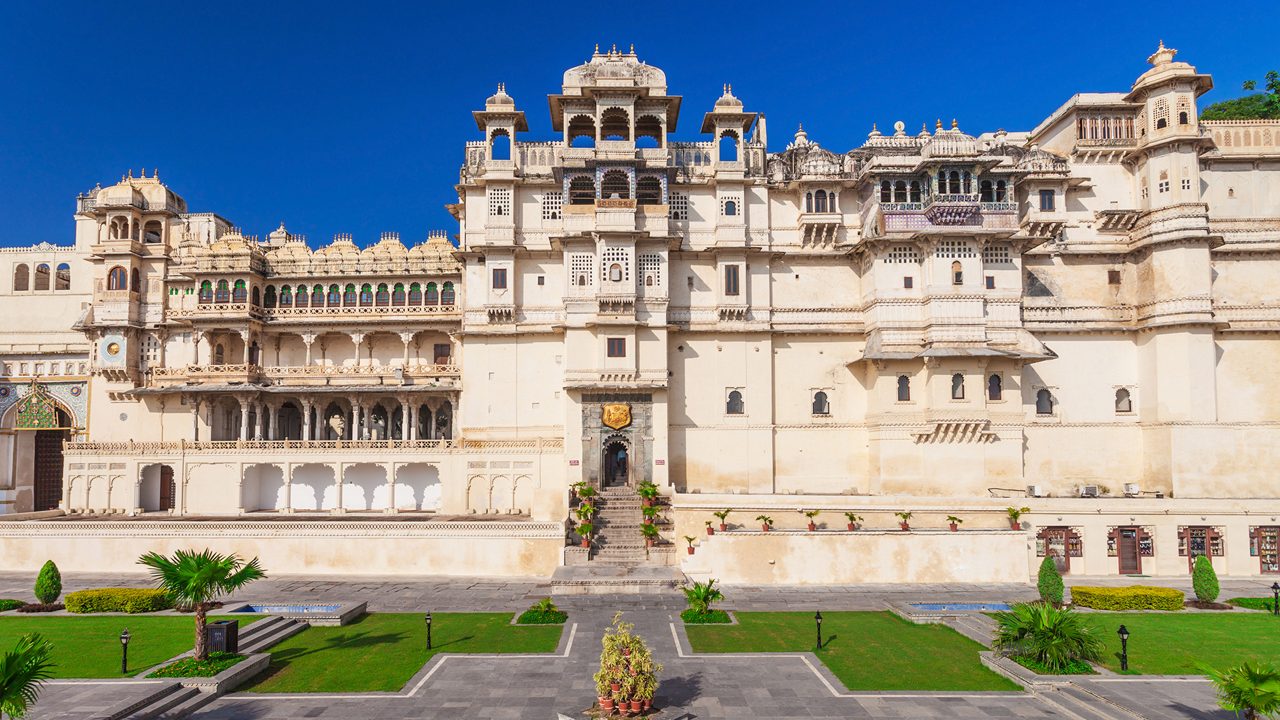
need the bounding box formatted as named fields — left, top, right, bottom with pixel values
left=921, top=119, right=979, bottom=158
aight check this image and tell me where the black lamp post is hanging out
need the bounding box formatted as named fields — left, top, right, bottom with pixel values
left=814, top=611, right=823, bottom=650
left=1271, top=582, right=1279, bottom=617
left=1117, top=625, right=1129, bottom=671
left=425, top=612, right=433, bottom=651
left=119, top=628, right=131, bottom=675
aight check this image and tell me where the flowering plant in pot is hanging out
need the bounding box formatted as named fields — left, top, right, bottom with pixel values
left=844, top=512, right=863, bottom=531
left=713, top=509, right=731, bottom=531
left=636, top=480, right=660, bottom=507
left=756, top=514, right=774, bottom=532
left=577, top=484, right=596, bottom=500
left=895, top=511, right=913, bottom=531
left=577, top=522, right=594, bottom=548
left=705, top=519, right=714, bottom=536
left=684, top=536, right=697, bottom=555
left=802, top=509, right=822, bottom=531
left=641, top=522, right=660, bottom=548
left=946, top=515, right=963, bottom=532
left=1006, top=506, right=1031, bottom=530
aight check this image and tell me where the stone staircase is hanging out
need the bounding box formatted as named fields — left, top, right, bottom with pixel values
left=590, top=486, right=649, bottom=565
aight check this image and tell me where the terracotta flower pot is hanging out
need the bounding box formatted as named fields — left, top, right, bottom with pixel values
left=847, top=523, right=857, bottom=531
left=630, top=699, right=643, bottom=712
left=611, top=681, right=621, bottom=693
left=1011, top=520, right=1024, bottom=530
left=581, top=537, right=591, bottom=548
left=807, top=522, right=817, bottom=532
left=643, top=698, right=653, bottom=710
left=599, top=696, right=614, bottom=711
left=719, top=523, right=727, bottom=532
left=949, top=523, right=959, bottom=532
left=706, top=526, right=714, bottom=535
left=645, top=538, right=655, bottom=548
left=687, top=546, right=695, bottom=555
left=899, top=522, right=910, bottom=531
left=761, top=524, right=771, bottom=531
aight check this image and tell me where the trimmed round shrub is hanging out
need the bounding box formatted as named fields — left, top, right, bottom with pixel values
left=1070, top=585, right=1184, bottom=611
left=1037, top=556, right=1064, bottom=605
left=34, top=561, right=61, bottom=604
left=0, top=599, right=26, bottom=612
left=65, top=588, right=173, bottom=614
left=1192, top=555, right=1220, bottom=603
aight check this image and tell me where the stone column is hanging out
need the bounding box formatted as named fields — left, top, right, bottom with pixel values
left=191, top=330, right=202, bottom=365
left=301, top=399, right=312, bottom=442
left=406, top=402, right=417, bottom=442
left=283, top=462, right=293, bottom=513
left=253, top=402, right=264, bottom=440
left=303, top=333, right=315, bottom=367
left=333, top=462, right=345, bottom=514
left=191, top=398, right=201, bottom=441
left=351, top=333, right=365, bottom=368
left=238, top=397, right=250, bottom=440
left=384, top=462, right=396, bottom=513
left=399, top=331, right=413, bottom=367
left=239, top=330, right=251, bottom=365
left=352, top=400, right=363, bottom=441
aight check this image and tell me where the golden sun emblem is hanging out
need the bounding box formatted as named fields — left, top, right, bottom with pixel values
left=602, top=403, right=631, bottom=430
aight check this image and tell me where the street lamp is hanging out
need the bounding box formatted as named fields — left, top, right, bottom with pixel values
left=119, top=628, right=131, bottom=675
left=1271, top=582, right=1279, bottom=617
left=814, top=611, right=823, bottom=650
left=425, top=612, right=433, bottom=651
left=1117, top=625, right=1129, bottom=671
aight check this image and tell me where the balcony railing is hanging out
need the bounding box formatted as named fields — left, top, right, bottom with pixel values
left=63, top=437, right=564, bottom=455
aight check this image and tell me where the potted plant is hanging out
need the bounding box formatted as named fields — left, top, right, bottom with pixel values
left=946, top=515, right=963, bottom=532
left=571, top=481, right=586, bottom=498
left=895, top=511, right=913, bottom=531
left=713, top=509, right=731, bottom=531
left=574, top=502, right=595, bottom=522
left=705, top=519, right=715, bottom=536
left=844, top=512, right=863, bottom=531
left=596, top=613, right=662, bottom=717
left=636, top=481, right=660, bottom=507
left=594, top=666, right=615, bottom=712
left=802, top=509, right=822, bottom=531
left=641, top=504, right=660, bottom=524
left=684, top=536, right=697, bottom=555
left=757, top=515, right=773, bottom=532
left=641, top=523, right=660, bottom=548
left=577, top=522, right=594, bottom=548
left=1006, top=506, right=1031, bottom=530
left=578, top=483, right=596, bottom=500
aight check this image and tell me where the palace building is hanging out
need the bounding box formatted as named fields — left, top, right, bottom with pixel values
left=1, top=43, right=1278, bottom=583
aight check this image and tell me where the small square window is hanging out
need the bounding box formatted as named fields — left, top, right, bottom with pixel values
left=606, top=338, right=626, bottom=357
left=1181, top=178, right=1191, bottom=191
left=1038, top=190, right=1055, bottom=212
left=492, top=268, right=507, bottom=290
left=1158, top=181, right=1169, bottom=193
left=1108, top=270, right=1121, bottom=285
left=537, top=275, right=545, bottom=286
left=985, top=275, right=995, bottom=290
left=903, top=276, right=913, bottom=289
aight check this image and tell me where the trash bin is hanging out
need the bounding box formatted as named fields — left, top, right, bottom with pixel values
left=205, top=619, right=239, bottom=654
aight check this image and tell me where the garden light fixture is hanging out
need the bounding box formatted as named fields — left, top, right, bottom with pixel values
left=814, top=611, right=823, bottom=649
left=1271, top=582, right=1279, bottom=616
left=425, top=611, right=433, bottom=650
left=1117, top=624, right=1129, bottom=671
left=120, top=627, right=131, bottom=674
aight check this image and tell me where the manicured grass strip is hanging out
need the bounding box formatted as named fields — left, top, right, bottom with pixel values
left=1082, top=613, right=1280, bottom=675
left=680, top=609, right=731, bottom=624
left=684, top=611, right=1019, bottom=692
left=1228, top=597, right=1277, bottom=612
left=243, top=612, right=563, bottom=693
left=0, top=614, right=260, bottom=678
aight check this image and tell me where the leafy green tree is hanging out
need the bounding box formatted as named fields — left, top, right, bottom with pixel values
left=1193, top=554, right=1221, bottom=603
left=682, top=579, right=724, bottom=615
left=0, top=634, right=55, bottom=719
left=32, top=562, right=60, bottom=606
left=992, top=602, right=1102, bottom=673
left=1206, top=662, right=1280, bottom=720
left=137, top=550, right=266, bottom=660
left=1202, top=71, right=1280, bottom=120
left=1037, top=556, right=1064, bottom=606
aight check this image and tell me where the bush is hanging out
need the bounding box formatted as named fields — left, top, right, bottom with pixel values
left=0, top=599, right=26, bottom=612
left=34, top=561, right=61, bottom=604
left=148, top=652, right=244, bottom=678
left=680, top=609, right=731, bottom=624
left=1192, top=555, right=1220, bottom=603
left=682, top=579, right=724, bottom=615
left=992, top=602, right=1103, bottom=673
left=1037, top=557, right=1064, bottom=605
left=1228, top=597, right=1277, bottom=613
left=517, top=598, right=567, bottom=625
left=65, top=588, right=173, bottom=614
left=1205, top=662, right=1280, bottom=719
left=1069, top=586, right=1184, bottom=611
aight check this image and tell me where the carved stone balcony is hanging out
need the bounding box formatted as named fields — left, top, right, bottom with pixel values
left=1095, top=209, right=1140, bottom=234
left=485, top=304, right=516, bottom=323
left=797, top=211, right=843, bottom=245
left=923, top=194, right=981, bottom=225
left=148, top=363, right=462, bottom=389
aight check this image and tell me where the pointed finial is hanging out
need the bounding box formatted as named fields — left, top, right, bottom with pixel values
left=951, top=118, right=958, bottom=129
left=872, top=123, right=877, bottom=132
left=798, top=122, right=804, bottom=131
left=629, top=43, right=634, bottom=53
left=153, top=168, right=159, bottom=179
left=727, top=83, right=733, bottom=94
left=610, top=43, right=617, bottom=53
left=722, top=83, right=727, bottom=94
left=936, top=119, right=943, bottom=130
left=594, top=43, right=599, bottom=53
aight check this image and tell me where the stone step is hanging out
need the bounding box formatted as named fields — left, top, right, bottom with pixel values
left=550, top=565, right=686, bottom=595
left=122, top=686, right=202, bottom=720
left=240, top=618, right=308, bottom=655
left=155, top=690, right=217, bottom=720
left=102, top=683, right=185, bottom=720
left=237, top=615, right=287, bottom=642
left=1057, top=686, right=1145, bottom=720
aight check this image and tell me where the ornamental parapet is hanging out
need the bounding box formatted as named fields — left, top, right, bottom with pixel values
left=878, top=199, right=1018, bottom=237
left=147, top=363, right=461, bottom=388
left=0, top=519, right=564, bottom=539
left=63, top=436, right=563, bottom=456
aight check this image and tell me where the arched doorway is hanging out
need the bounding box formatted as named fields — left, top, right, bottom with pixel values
left=602, top=435, right=630, bottom=488
left=32, top=408, right=71, bottom=511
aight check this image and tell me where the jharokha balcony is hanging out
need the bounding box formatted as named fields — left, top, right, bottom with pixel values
left=147, top=363, right=461, bottom=388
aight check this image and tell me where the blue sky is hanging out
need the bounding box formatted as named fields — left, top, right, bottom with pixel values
left=1, top=1, right=1274, bottom=248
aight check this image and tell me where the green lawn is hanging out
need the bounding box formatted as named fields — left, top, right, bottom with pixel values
left=0, top=614, right=260, bottom=678
left=684, top=611, right=1019, bottom=692
left=243, top=612, right=564, bottom=693
left=1082, top=613, right=1280, bottom=675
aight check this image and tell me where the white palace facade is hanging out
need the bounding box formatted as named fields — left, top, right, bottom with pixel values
left=1, top=44, right=1279, bottom=583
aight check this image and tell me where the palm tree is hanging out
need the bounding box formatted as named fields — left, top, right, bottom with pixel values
left=0, top=634, right=54, bottom=719
left=1206, top=663, right=1280, bottom=720
left=682, top=579, right=724, bottom=615
left=137, top=550, right=266, bottom=660
left=991, top=602, right=1102, bottom=673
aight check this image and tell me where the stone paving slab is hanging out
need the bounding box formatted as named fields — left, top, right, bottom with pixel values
left=28, top=680, right=171, bottom=720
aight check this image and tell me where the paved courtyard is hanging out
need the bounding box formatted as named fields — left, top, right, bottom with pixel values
left=7, top=573, right=1259, bottom=719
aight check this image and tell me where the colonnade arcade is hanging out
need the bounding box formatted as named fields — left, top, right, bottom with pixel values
left=189, top=392, right=455, bottom=442
left=190, top=328, right=454, bottom=369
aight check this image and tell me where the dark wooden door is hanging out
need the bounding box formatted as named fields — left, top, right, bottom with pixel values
left=1118, top=528, right=1141, bottom=575
left=33, top=429, right=66, bottom=511
left=159, top=466, right=175, bottom=511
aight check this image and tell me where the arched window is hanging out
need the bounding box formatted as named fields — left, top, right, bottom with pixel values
left=315, top=284, right=329, bottom=306
left=897, top=375, right=911, bottom=402
left=723, top=200, right=738, bottom=216
left=600, top=108, right=630, bottom=140
left=1178, top=111, right=1188, bottom=125
left=719, top=131, right=738, bottom=162
left=55, top=263, right=71, bottom=291
left=988, top=374, right=1002, bottom=401
left=569, top=176, right=595, bottom=205
left=609, top=263, right=623, bottom=282
left=232, top=280, right=247, bottom=303
left=326, top=284, right=340, bottom=306
left=812, top=391, right=830, bottom=415
left=726, top=390, right=744, bottom=415
left=375, top=283, right=389, bottom=306
left=815, top=189, right=829, bottom=212
left=410, top=282, right=424, bottom=305
left=279, top=285, right=292, bottom=307
left=880, top=181, right=891, bottom=203
left=995, top=180, right=1007, bottom=202
left=1115, top=388, right=1133, bottom=413
left=359, top=284, right=373, bottom=306
left=215, top=279, right=230, bottom=303
left=33, top=263, right=50, bottom=291
left=893, top=182, right=907, bottom=203
left=293, top=284, right=307, bottom=307
left=980, top=180, right=994, bottom=203
left=962, top=171, right=972, bottom=194
left=636, top=176, right=662, bottom=205
left=343, top=284, right=357, bottom=306
left=198, top=280, right=213, bottom=303
left=567, top=115, right=595, bottom=148
left=12, top=264, right=29, bottom=291
left=489, top=129, right=511, bottom=160
left=806, top=192, right=814, bottom=212
left=131, top=268, right=140, bottom=293
left=601, top=170, right=630, bottom=200
left=948, top=171, right=961, bottom=194
left=951, top=373, right=965, bottom=400
left=143, top=220, right=163, bottom=244
left=250, top=286, right=260, bottom=306
left=937, top=170, right=946, bottom=194
left=909, top=181, right=922, bottom=203
left=392, top=283, right=406, bottom=305
left=213, top=344, right=225, bottom=365
left=441, top=281, right=456, bottom=305
left=263, top=286, right=276, bottom=307
left=1036, top=388, right=1054, bottom=415
left=424, top=282, right=438, bottom=305
left=635, top=115, right=663, bottom=147
left=951, top=261, right=963, bottom=285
